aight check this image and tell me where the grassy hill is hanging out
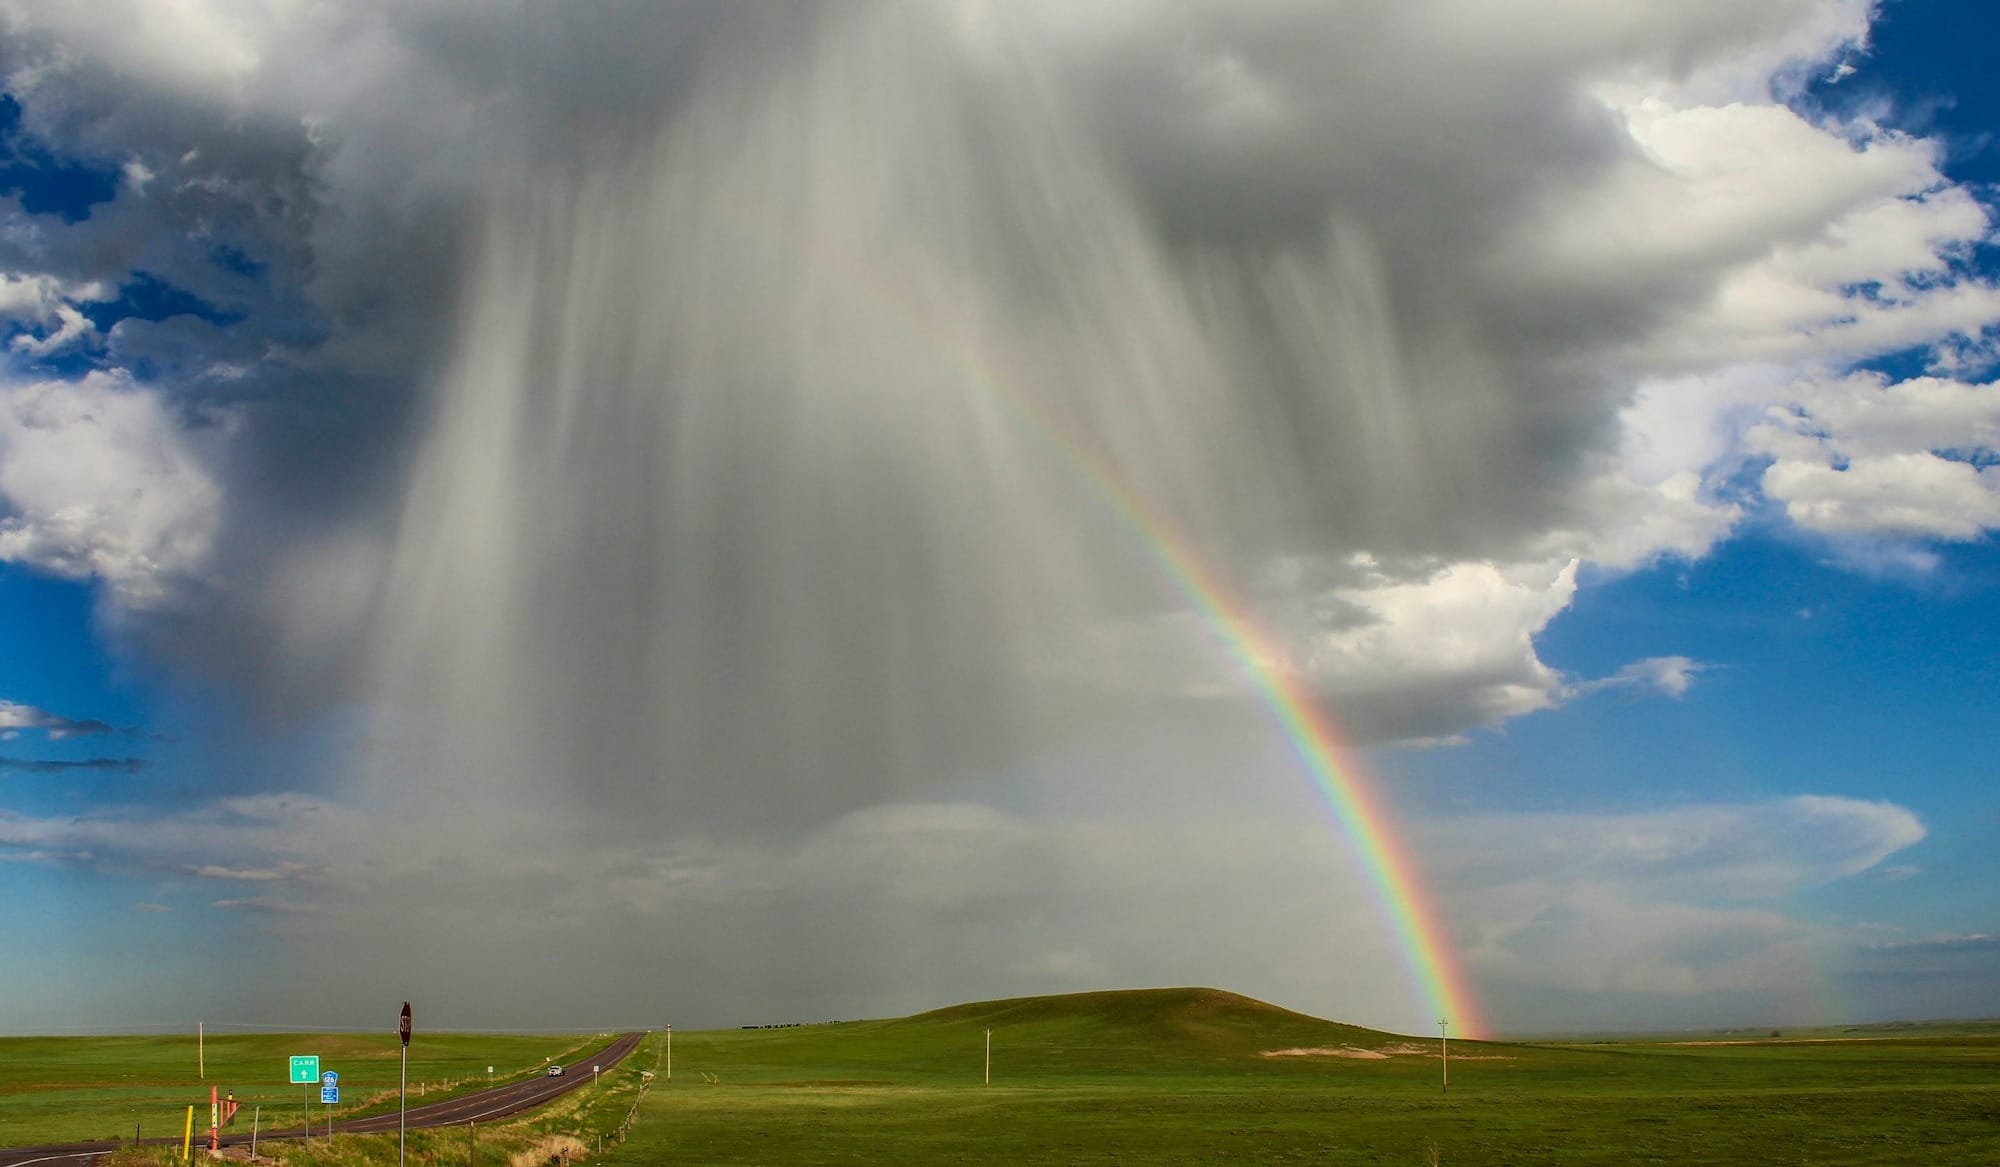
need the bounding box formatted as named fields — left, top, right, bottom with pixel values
left=678, top=987, right=1459, bottom=1088
left=910, top=985, right=1401, bottom=1051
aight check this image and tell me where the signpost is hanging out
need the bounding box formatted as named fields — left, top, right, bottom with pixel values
left=290, top=1054, right=321, bottom=1143
left=399, top=1002, right=412, bottom=1167
left=322, top=1069, right=340, bottom=1138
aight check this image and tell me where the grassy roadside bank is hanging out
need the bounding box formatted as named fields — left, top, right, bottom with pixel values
left=0, top=1032, right=604, bottom=1148
left=99, top=1035, right=664, bottom=1167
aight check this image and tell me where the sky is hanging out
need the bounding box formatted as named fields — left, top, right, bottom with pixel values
left=0, top=0, right=1996, bottom=1038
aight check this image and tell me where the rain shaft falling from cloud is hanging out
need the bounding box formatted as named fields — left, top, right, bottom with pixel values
left=355, top=5, right=1478, bottom=835
left=4, top=0, right=1980, bottom=1033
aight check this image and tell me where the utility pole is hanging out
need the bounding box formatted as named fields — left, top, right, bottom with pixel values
left=1438, top=1018, right=1449, bottom=1095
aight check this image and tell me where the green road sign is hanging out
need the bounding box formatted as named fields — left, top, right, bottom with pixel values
left=289, top=1055, right=320, bottom=1084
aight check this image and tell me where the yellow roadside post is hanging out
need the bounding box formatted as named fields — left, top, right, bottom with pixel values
left=181, top=1105, right=194, bottom=1161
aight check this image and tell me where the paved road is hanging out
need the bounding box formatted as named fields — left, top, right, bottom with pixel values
left=0, top=1032, right=648, bottom=1167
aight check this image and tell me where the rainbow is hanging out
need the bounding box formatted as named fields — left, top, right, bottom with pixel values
left=694, top=189, right=1486, bottom=1038
left=1052, top=457, right=1487, bottom=1039
left=943, top=343, right=1487, bottom=1039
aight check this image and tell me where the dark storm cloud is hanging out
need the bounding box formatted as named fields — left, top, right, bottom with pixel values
left=0, top=4, right=875, bottom=699
left=0, top=0, right=1886, bottom=703
left=996, top=1, right=1872, bottom=558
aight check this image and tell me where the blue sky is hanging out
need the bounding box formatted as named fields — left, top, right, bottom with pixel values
left=0, top=0, right=1997, bottom=1036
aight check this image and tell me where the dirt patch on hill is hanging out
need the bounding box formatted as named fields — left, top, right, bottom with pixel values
left=1261, top=1044, right=1514, bottom=1061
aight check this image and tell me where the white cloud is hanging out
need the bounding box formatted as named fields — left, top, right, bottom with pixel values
left=1570, top=655, right=1702, bottom=700
left=1253, top=558, right=1592, bottom=743
left=121, top=157, right=155, bottom=194
left=1521, top=89, right=2000, bottom=380
left=9, top=303, right=93, bottom=356
left=0, top=273, right=61, bottom=317
left=0, top=274, right=109, bottom=356
left=1485, top=894, right=1808, bottom=996
left=0, top=0, right=270, bottom=99
left=0, top=371, right=225, bottom=611
left=1777, top=372, right=2000, bottom=453
left=1498, top=56, right=2000, bottom=571
left=1080, top=557, right=1714, bottom=745
left=1536, top=467, right=1743, bottom=572
left=1069, top=556, right=1586, bottom=743
left=0, top=783, right=1924, bottom=1030
left=1435, top=795, right=1926, bottom=901
left=1749, top=372, right=2000, bottom=543
left=1430, top=795, right=1925, bottom=1001
left=1301, top=558, right=1576, bottom=702
left=0, top=698, right=112, bottom=738
left=0, top=793, right=324, bottom=869
left=212, top=895, right=320, bottom=915
left=1764, top=450, right=2000, bottom=540
left=187, top=861, right=313, bottom=883
left=1534, top=100, right=1936, bottom=292
left=1570, top=361, right=2000, bottom=575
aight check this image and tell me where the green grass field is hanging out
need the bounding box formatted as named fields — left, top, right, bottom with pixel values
left=0, top=1029, right=601, bottom=1147
left=12, top=989, right=2000, bottom=1165
left=616, top=989, right=2000, bottom=1166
